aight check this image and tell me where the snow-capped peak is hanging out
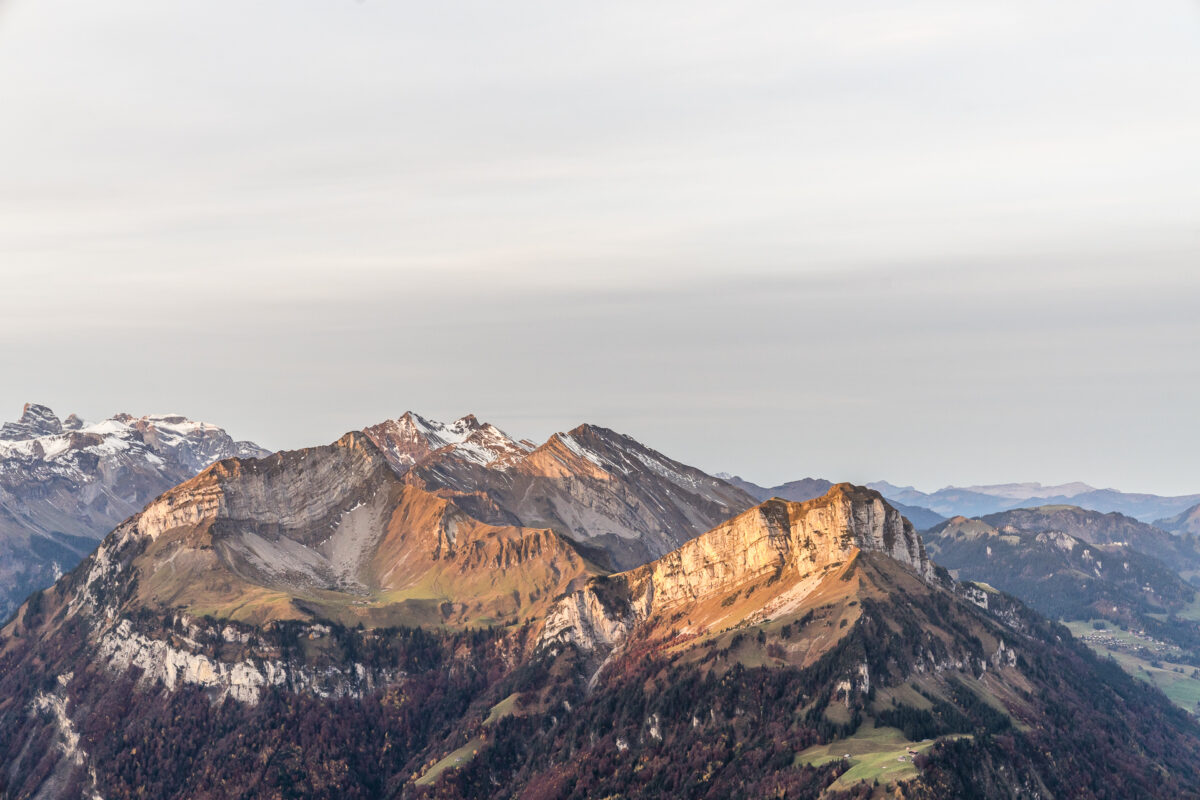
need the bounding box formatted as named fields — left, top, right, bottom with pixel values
left=554, top=432, right=606, bottom=468
left=364, top=412, right=530, bottom=471
left=0, top=405, right=266, bottom=469
left=0, top=402, right=63, bottom=441
left=453, top=423, right=533, bottom=466
left=395, top=411, right=483, bottom=449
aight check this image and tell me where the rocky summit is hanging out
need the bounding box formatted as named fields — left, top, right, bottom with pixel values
left=0, top=403, right=65, bottom=440
left=366, top=412, right=757, bottom=570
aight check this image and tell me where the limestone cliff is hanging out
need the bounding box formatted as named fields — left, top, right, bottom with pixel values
left=541, top=484, right=934, bottom=652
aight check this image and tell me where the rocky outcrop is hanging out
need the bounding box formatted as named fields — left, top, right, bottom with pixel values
left=0, top=403, right=63, bottom=440
left=640, top=486, right=931, bottom=605
left=94, top=618, right=397, bottom=705
left=541, top=484, right=933, bottom=652
left=541, top=579, right=645, bottom=653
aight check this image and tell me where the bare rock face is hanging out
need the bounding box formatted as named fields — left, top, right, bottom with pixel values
left=0, top=403, right=63, bottom=440
left=0, top=403, right=269, bottom=618
left=367, top=413, right=757, bottom=571
left=638, top=486, right=930, bottom=605
left=92, top=616, right=402, bottom=706
left=541, top=484, right=933, bottom=653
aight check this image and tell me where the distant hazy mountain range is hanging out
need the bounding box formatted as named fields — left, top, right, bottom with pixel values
left=720, top=474, right=947, bottom=530
left=1157, top=502, right=1200, bottom=536
left=867, top=480, right=1200, bottom=523
left=722, top=475, right=1200, bottom=531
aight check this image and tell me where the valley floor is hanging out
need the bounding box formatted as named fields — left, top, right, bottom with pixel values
left=1066, top=619, right=1200, bottom=714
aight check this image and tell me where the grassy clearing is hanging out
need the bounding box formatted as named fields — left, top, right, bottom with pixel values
left=1144, top=591, right=1200, bottom=623
left=1098, top=649, right=1200, bottom=711
left=794, top=721, right=963, bottom=789
left=871, top=683, right=934, bottom=712
left=414, top=738, right=484, bottom=787
left=415, top=694, right=523, bottom=787
left=1167, top=593, right=1200, bottom=622
left=485, top=693, right=519, bottom=725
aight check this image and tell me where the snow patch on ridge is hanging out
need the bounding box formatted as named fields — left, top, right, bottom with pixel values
left=556, top=433, right=605, bottom=468
left=367, top=412, right=528, bottom=469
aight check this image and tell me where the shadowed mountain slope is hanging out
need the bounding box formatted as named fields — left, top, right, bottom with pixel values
left=926, top=515, right=1200, bottom=663
left=978, top=505, right=1200, bottom=583
left=1158, top=501, right=1200, bottom=536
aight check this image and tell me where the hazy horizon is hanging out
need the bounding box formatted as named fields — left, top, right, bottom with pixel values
left=2, top=1, right=1198, bottom=494
left=1, top=397, right=1194, bottom=499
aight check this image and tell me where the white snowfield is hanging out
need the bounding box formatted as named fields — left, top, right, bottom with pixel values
left=368, top=411, right=532, bottom=469
left=0, top=409, right=266, bottom=476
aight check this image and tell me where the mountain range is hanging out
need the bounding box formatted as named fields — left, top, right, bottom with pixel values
left=4, top=423, right=1200, bottom=798
left=0, top=403, right=268, bottom=618
left=74, top=431, right=601, bottom=631
left=368, top=412, right=755, bottom=570
left=925, top=511, right=1200, bottom=667
left=49, top=409, right=762, bottom=632
left=0, top=405, right=760, bottom=624
left=868, top=480, right=1200, bottom=523
left=971, top=505, right=1200, bottom=583
left=721, top=475, right=947, bottom=530
left=721, top=475, right=1200, bottom=533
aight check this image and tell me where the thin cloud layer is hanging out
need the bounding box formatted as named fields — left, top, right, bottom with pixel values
left=1, top=1, right=1197, bottom=492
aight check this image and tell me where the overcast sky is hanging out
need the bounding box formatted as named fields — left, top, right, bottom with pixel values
left=1, top=1, right=1198, bottom=493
